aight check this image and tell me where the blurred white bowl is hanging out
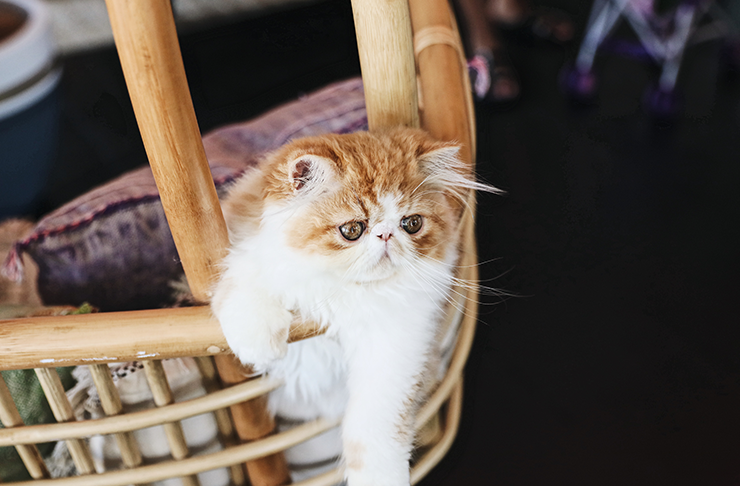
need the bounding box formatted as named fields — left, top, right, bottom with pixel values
left=0, top=0, right=60, bottom=121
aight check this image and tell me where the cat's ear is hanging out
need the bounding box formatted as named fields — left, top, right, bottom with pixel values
left=418, top=145, right=466, bottom=177
left=287, top=154, right=335, bottom=192
left=418, top=145, right=502, bottom=195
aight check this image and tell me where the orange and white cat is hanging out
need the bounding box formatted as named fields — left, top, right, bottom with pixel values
left=211, top=127, right=497, bottom=486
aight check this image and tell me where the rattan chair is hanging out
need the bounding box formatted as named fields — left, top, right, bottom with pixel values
left=0, top=0, right=480, bottom=484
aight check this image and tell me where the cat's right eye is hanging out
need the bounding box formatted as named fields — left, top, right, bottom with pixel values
left=401, top=214, right=423, bottom=234
left=339, top=221, right=365, bottom=241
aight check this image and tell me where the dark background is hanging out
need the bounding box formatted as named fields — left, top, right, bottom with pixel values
left=13, top=0, right=740, bottom=484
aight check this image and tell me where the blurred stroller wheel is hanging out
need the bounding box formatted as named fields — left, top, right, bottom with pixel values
left=560, top=62, right=598, bottom=104
left=643, top=82, right=681, bottom=119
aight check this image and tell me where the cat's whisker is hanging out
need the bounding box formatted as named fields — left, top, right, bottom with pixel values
left=396, top=257, right=473, bottom=313
left=408, top=268, right=473, bottom=319
left=408, top=248, right=514, bottom=294
left=410, top=174, right=435, bottom=196
left=414, top=250, right=505, bottom=271
left=408, top=253, right=515, bottom=306
left=407, top=248, right=482, bottom=287
left=396, top=259, right=461, bottom=316
left=400, top=262, right=451, bottom=316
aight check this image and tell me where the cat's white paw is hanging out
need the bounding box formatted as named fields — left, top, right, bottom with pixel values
left=213, top=290, right=292, bottom=371
left=226, top=322, right=289, bottom=371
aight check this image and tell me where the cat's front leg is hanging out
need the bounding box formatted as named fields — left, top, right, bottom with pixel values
left=211, top=272, right=291, bottom=371
left=340, top=320, right=434, bottom=486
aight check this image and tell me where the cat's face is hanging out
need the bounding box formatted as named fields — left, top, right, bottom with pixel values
left=288, top=185, right=455, bottom=283
left=259, top=128, right=484, bottom=282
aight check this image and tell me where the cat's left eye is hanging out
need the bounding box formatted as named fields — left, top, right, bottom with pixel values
left=401, top=215, right=423, bottom=234
left=339, top=221, right=366, bottom=241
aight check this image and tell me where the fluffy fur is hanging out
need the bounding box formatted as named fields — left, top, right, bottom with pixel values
left=211, top=127, right=497, bottom=486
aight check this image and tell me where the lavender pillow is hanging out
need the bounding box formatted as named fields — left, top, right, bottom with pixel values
left=3, top=78, right=367, bottom=311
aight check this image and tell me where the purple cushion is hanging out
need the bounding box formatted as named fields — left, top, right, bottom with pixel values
left=3, top=78, right=367, bottom=311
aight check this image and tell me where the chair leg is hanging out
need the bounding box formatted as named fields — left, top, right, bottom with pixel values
left=214, top=355, right=291, bottom=486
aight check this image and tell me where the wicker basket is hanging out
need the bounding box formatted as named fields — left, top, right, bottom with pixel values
left=0, top=0, right=480, bottom=484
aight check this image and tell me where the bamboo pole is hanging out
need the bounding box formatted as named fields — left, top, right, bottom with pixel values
left=0, top=375, right=50, bottom=479
left=103, top=0, right=228, bottom=299
left=141, top=361, right=200, bottom=486
left=34, top=368, right=95, bottom=475
left=350, top=0, right=419, bottom=130
left=409, top=0, right=476, bottom=163
left=194, top=357, right=246, bottom=486
left=103, top=1, right=291, bottom=483
left=88, top=365, right=143, bottom=471
left=193, top=358, right=236, bottom=439
left=0, top=306, right=323, bottom=371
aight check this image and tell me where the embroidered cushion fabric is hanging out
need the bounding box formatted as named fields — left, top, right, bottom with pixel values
left=4, top=78, right=367, bottom=311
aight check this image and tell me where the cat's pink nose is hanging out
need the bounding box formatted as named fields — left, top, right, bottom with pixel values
left=376, top=230, right=392, bottom=241
left=372, top=222, right=394, bottom=242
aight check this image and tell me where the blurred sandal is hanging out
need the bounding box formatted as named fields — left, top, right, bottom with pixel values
left=467, top=49, right=520, bottom=104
